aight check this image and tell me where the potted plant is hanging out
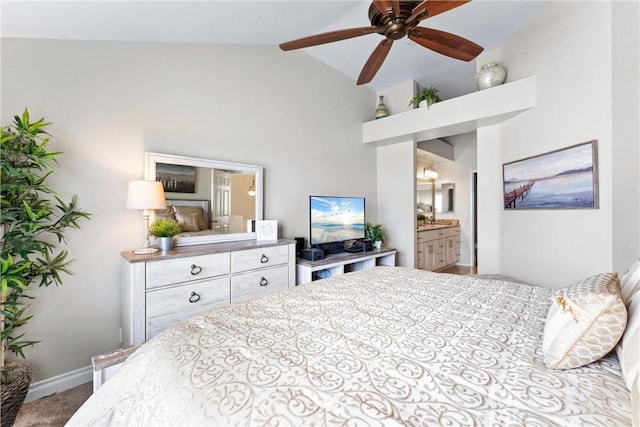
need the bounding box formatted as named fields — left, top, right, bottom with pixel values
left=1, top=109, right=90, bottom=425
left=365, top=223, right=385, bottom=249
left=417, top=213, right=427, bottom=226
left=148, top=218, right=181, bottom=252
left=409, top=86, right=441, bottom=109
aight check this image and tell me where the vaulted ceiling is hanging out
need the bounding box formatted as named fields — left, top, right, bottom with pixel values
left=1, top=1, right=547, bottom=97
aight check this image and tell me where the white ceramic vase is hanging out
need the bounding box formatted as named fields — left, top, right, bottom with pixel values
left=475, top=63, right=507, bottom=91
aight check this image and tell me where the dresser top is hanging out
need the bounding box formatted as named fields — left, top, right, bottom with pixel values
left=122, top=239, right=295, bottom=263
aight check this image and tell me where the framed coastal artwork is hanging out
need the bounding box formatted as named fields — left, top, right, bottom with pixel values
left=155, top=163, right=196, bottom=193
left=503, top=140, right=599, bottom=210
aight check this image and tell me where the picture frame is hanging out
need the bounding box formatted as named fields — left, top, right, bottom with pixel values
left=503, top=140, right=599, bottom=210
left=256, top=220, right=278, bottom=241
left=156, top=163, right=196, bottom=193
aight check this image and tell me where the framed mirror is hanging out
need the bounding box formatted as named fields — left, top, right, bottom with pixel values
left=417, top=181, right=455, bottom=214
left=145, top=152, right=263, bottom=246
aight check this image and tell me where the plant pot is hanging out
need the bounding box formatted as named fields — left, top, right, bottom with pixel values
left=418, top=100, right=428, bottom=108
left=374, top=241, right=382, bottom=250
left=157, top=236, right=173, bottom=252
left=1, top=358, right=33, bottom=427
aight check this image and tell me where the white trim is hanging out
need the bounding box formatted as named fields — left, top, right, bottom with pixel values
left=25, top=365, right=92, bottom=403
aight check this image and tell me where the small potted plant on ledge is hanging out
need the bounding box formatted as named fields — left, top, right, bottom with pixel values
left=417, top=213, right=427, bottom=226
left=409, top=86, right=441, bottom=109
left=148, top=218, right=181, bottom=252
left=365, top=223, right=385, bottom=250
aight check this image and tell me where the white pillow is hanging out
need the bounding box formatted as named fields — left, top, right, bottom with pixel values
left=543, top=272, right=627, bottom=370
left=620, top=258, right=640, bottom=306
left=617, top=291, right=640, bottom=391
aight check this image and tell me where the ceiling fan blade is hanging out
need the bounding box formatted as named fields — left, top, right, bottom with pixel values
left=279, top=26, right=381, bottom=51
left=357, top=39, right=394, bottom=85
left=373, top=0, right=399, bottom=18
left=408, top=0, right=470, bottom=25
left=409, top=27, right=483, bottom=61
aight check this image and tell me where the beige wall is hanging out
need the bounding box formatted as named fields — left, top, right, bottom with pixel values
left=1, top=39, right=377, bottom=380
left=478, top=1, right=640, bottom=286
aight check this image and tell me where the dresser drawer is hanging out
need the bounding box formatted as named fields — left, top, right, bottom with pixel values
left=231, top=265, right=289, bottom=304
left=231, top=245, right=289, bottom=273
left=146, top=276, right=230, bottom=339
left=146, top=252, right=230, bottom=289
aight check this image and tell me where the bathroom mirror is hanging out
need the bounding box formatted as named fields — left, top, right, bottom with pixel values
left=417, top=181, right=455, bottom=213
left=145, top=152, right=263, bottom=246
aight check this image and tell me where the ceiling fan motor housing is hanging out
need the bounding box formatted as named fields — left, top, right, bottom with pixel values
left=369, top=1, right=421, bottom=40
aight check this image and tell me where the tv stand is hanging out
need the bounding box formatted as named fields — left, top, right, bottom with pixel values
left=296, top=247, right=396, bottom=285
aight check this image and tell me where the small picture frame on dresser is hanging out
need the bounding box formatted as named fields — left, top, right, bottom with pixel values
left=256, top=220, right=278, bottom=241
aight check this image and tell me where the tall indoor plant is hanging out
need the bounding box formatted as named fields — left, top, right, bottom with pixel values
left=1, top=109, right=90, bottom=424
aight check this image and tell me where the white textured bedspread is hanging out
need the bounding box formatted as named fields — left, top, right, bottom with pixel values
left=68, top=267, right=631, bottom=426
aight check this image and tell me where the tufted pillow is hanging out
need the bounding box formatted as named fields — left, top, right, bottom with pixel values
left=173, top=206, right=206, bottom=231
left=542, top=272, right=627, bottom=370
left=154, top=206, right=175, bottom=221
left=620, top=258, right=640, bottom=306
left=616, top=291, right=640, bottom=391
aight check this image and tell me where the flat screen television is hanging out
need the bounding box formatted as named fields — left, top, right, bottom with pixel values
left=309, top=196, right=365, bottom=249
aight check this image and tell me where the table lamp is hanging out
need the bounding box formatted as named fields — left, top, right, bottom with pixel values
left=126, top=180, right=167, bottom=255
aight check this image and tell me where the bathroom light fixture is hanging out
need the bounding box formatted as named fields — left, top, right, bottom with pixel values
left=422, top=166, right=439, bottom=179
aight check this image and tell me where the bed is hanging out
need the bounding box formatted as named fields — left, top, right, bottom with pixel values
left=68, top=266, right=638, bottom=426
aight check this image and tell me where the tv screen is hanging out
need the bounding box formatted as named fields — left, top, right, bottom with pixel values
left=309, top=196, right=365, bottom=246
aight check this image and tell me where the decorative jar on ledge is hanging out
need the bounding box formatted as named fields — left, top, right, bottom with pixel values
left=375, top=95, right=389, bottom=119
left=475, top=63, right=507, bottom=91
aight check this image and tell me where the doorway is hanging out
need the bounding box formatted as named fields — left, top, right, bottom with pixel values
left=471, top=171, right=478, bottom=267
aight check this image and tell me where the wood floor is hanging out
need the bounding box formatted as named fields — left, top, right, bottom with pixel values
left=438, top=264, right=478, bottom=275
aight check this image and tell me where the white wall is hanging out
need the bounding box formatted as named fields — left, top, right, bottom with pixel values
left=1, top=39, right=376, bottom=381
left=478, top=1, right=640, bottom=287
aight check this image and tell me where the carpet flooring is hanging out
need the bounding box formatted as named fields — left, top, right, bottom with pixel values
left=13, top=382, right=92, bottom=427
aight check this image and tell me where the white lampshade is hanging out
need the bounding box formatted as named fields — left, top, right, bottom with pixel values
left=126, top=181, right=167, bottom=210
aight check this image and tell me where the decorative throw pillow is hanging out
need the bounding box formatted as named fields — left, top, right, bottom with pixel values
left=620, top=259, right=640, bottom=306
left=154, top=206, right=175, bottom=220
left=173, top=206, right=206, bottom=231
left=616, top=291, right=640, bottom=391
left=175, top=211, right=201, bottom=232
left=542, top=272, right=627, bottom=370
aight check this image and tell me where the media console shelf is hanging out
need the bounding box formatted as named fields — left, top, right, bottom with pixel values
left=296, top=247, right=396, bottom=285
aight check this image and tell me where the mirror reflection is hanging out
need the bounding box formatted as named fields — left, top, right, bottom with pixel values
left=145, top=152, right=263, bottom=246
left=417, top=181, right=455, bottom=213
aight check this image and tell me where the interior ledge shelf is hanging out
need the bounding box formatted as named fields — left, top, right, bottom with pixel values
left=363, top=76, right=537, bottom=146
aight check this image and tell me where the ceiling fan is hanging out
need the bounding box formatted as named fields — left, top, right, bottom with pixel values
left=279, top=0, right=484, bottom=85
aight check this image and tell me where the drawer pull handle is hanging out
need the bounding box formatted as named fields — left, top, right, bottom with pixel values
left=260, top=254, right=269, bottom=264
left=190, top=264, right=202, bottom=275
left=259, top=277, right=268, bottom=287
left=189, top=291, right=201, bottom=303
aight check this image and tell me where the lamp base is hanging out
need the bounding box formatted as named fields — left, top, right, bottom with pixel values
left=133, top=247, right=159, bottom=255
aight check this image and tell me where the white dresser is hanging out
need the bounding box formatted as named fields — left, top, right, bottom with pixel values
left=121, top=239, right=295, bottom=345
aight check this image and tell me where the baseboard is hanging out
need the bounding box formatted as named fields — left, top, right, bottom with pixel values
left=25, top=365, right=93, bottom=403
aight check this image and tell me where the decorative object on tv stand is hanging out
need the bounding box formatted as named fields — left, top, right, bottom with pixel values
left=365, top=223, right=385, bottom=249
left=148, top=218, right=181, bottom=252
left=475, top=63, right=507, bottom=91
left=256, top=220, right=278, bottom=241
left=409, top=86, right=441, bottom=109
left=1, top=109, right=91, bottom=426
left=126, top=180, right=167, bottom=255
left=374, top=95, right=389, bottom=119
